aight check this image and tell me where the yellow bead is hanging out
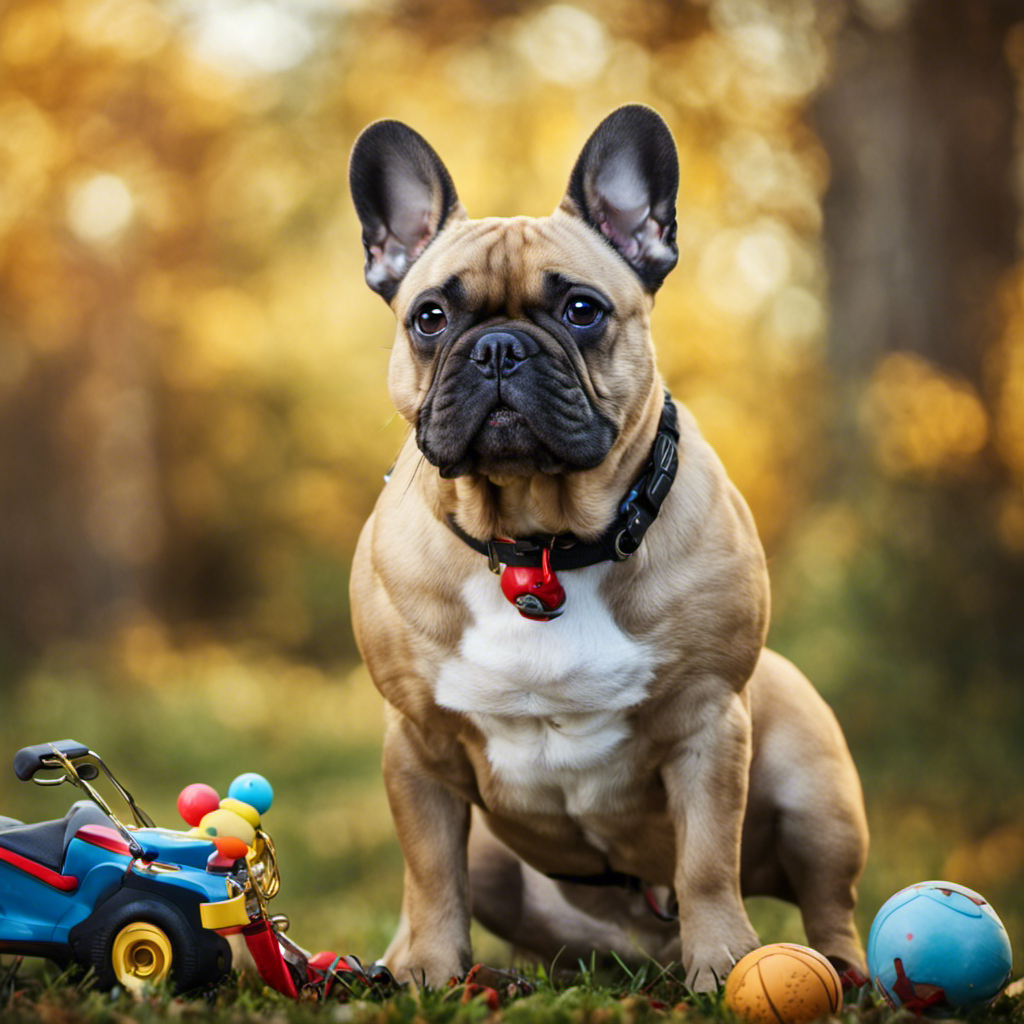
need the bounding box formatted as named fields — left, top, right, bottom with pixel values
left=219, top=796, right=261, bottom=827
left=193, top=807, right=256, bottom=847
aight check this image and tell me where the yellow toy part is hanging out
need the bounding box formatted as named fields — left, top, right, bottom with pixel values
left=219, top=796, right=260, bottom=827
left=200, top=893, right=250, bottom=932
left=190, top=807, right=256, bottom=847
left=111, top=921, right=173, bottom=991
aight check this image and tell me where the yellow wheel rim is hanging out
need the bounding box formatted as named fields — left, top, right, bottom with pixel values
left=111, top=922, right=173, bottom=988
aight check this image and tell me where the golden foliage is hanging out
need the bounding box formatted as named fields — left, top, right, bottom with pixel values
left=0, top=0, right=1018, bottom=647
left=860, top=353, right=989, bottom=477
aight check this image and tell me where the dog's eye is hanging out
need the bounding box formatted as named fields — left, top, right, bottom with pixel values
left=415, top=304, right=448, bottom=336
left=564, top=298, right=603, bottom=328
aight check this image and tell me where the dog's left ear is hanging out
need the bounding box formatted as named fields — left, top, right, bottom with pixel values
left=563, top=104, right=679, bottom=292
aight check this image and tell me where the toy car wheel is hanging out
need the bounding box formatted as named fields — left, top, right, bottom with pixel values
left=81, top=899, right=204, bottom=992
left=111, top=921, right=173, bottom=989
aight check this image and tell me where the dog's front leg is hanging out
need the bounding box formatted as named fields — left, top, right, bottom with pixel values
left=663, top=690, right=760, bottom=992
left=381, top=715, right=473, bottom=988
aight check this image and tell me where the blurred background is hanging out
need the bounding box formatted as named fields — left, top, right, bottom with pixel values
left=1, top=0, right=1024, bottom=978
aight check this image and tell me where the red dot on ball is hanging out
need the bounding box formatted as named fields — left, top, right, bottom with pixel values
left=177, top=783, right=221, bottom=826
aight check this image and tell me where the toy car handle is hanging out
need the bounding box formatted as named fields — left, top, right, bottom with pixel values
left=13, top=740, right=99, bottom=781
left=13, top=740, right=155, bottom=838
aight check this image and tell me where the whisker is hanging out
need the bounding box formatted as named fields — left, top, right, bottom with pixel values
left=402, top=447, right=427, bottom=502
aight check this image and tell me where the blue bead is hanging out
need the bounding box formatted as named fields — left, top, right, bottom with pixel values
left=228, top=772, right=274, bottom=814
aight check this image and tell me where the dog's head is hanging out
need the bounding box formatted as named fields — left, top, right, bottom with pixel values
left=349, top=105, right=678, bottom=483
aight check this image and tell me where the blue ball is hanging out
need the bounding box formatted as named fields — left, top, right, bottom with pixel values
left=867, top=880, right=1012, bottom=1015
left=228, top=772, right=274, bottom=815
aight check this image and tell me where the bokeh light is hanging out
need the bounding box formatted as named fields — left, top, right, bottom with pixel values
left=67, top=172, right=137, bottom=245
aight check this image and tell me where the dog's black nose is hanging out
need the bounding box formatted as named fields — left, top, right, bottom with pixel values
left=469, top=330, right=537, bottom=379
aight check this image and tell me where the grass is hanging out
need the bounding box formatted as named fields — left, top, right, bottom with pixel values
left=1, top=637, right=1023, bottom=1020
left=3, top=958, right=1024, bottom=1024
left=1, top=958, right=711, bottom=1024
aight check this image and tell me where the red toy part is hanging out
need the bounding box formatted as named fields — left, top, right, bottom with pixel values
left=307, top=951, right=359, bottom=999
left=452, top=963, right=533, bottom=1008
left=75, top=824, right=131, bottom=857
left=891, top=956, right=949, bottom=1014
left=177, top=783, right=221, bottom=826
left=206, top=850, right=239, bottom=871
left=0, top=844, right=79, bottom=891
left=242, top=919, right=298, bottom=998
left=213, top=835, right=249, bottom=860
left=839, top=964, right=869, bottom=990
left=308, top=951, right=341, bottom=970
left=462, top=984, right=500, bottom=1010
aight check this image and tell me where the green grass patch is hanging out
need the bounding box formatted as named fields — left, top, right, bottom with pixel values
left=2, top=962, right=1024, bottom=1024
left=2, top=640, right=1023, bottom=1020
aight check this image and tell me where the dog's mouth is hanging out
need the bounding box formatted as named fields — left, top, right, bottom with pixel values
left=484, top=405, right=525, bottom=428
left=470, top=403, right=550, bottom=469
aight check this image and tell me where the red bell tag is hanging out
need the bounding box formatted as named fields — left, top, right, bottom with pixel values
left=499, top=547, right=566, bottom=621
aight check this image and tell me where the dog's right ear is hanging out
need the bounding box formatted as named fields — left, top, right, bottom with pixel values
left=349, top=120, right=464, bottom=302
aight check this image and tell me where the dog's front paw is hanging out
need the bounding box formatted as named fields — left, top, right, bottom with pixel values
left=684, top=933, right=760, bottom=992
left=381, top=919, right=472, bottom=990
left=384, top=948, right=471, bottom=990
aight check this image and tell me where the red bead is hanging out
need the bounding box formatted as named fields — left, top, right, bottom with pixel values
left=177, top=783, right=221, bottom=826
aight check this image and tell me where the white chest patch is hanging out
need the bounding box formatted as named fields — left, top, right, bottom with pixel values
left=435, top=564, right=656, bottom=813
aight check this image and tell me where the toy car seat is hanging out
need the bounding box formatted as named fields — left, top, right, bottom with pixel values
left=0, top=800, right=111, bottom=872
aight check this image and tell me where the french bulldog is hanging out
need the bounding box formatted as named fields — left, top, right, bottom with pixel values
left=347, top=104, right=868, bottom=992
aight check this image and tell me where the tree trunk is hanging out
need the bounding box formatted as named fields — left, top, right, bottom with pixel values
left=813, top=0, right=1019, bottom=389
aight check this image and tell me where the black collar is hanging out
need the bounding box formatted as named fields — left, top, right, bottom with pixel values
left=444, top=389, right=680, bottom=572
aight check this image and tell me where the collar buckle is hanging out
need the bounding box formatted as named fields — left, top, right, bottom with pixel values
left=486, top=542, right=501, bottom=574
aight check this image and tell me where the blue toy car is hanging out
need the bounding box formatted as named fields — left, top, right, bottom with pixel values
left=0, top=739, right=258, bottom=991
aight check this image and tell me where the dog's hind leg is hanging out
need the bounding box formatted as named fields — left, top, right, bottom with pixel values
left=748, top=650, right=869, bottom=975
left=468, top=812, right=678, bottom=970
left=773, top=771, right=869, bottom=974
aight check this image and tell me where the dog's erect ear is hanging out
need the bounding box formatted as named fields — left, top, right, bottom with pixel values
left=563, top=105, right=679, bottom=291
left=349, top=120, right=464, bottom=301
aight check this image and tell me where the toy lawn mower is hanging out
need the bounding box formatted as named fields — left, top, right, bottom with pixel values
left=0, top=739, right=395, bottom=999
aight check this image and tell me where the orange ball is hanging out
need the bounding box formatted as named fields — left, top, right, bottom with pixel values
left=725, top=944, right=842, bottom=1024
